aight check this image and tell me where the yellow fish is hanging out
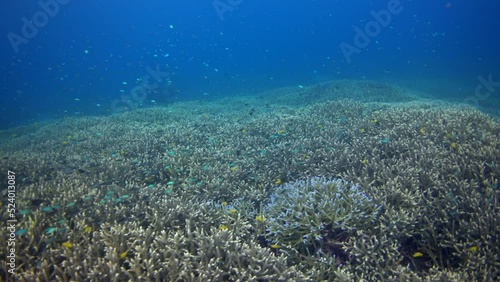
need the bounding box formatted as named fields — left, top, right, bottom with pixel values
left=62, top=242, right=73, bottom=248
left=468, top=246, right=478, bottom=252
left=412, top=251, right=423, bottom=258
left=255, top=215, right=265, bottom=222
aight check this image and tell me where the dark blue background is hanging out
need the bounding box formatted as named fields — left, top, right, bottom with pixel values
left=1, top=1, right=499, bottom=128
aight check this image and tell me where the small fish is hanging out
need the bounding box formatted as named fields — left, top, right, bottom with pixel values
left=412, top=251, right=423, bottom=258
left=62, top=241, right=73, bottom=248
left=15, top=229, right=27, bottom=236
left=120, top=251, right=128, bottom=259
left=255, top=215, right=265, bottom=222
left=45, top=227, right=57, bottom=234
left=219, top=225, right=228, bottom=231
left=468, top=246, right=478, bottom=252
left=41, top=206, right=54, bottom=213
left=18, top=209, right=31, bottom=215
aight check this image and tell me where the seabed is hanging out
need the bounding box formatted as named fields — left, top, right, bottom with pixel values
left=1, top=80, right=499, bottom=281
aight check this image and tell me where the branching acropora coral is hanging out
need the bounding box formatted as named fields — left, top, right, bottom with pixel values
left=265, top=177, right=380, bottom=254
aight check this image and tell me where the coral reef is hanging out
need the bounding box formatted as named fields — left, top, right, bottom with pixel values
left=0, top=80, right=499, bottom=281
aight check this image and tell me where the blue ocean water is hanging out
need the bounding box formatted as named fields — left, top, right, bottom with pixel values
left=1, top=0, right=499, bottom=128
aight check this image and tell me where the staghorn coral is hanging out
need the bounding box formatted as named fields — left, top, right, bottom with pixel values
left=265, top=177, right=380, bottom=254
left=0, top=80, right=499, bottom=281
